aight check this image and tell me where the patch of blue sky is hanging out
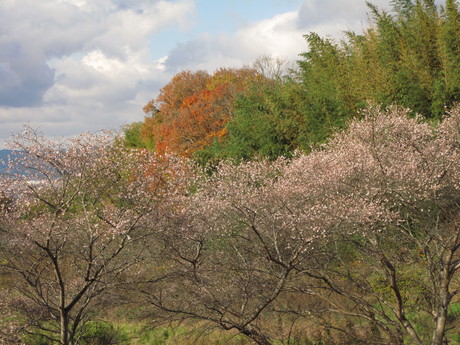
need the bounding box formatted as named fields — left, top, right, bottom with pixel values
left=148, top=27, right=187, bottom=60
left=192, top=0, right=304, bottom=34
left=148, top=0, right=304, bottom=60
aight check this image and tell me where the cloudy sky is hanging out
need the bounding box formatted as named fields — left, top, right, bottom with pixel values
left=0, top=0, right=393, bottom=148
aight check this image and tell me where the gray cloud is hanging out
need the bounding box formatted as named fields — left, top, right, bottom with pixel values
left=0, top=0, right=193, bottom=109
left=164, top=38, right=216, bottom=72
left=296, top=0, right=394, bottom=36
left=0, top=1, right=94, bottom=108
left=0, top=41, right=55, bottom=107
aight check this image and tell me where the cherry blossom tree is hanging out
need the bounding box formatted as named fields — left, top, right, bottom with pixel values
left=136, top=148, right=393, bottom=344
left=137, top=104, right=460, bottom=345
left=0, top=128, right=188, bottom=345
left=280, top=104, right=460, bottom=345
left=137, top=159, right=300, bottom=345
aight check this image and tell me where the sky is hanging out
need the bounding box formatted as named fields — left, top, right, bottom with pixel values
left=0, top=0, right=394, bottom=149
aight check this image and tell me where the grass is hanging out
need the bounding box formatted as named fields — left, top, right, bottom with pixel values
left=113, top=322, right=252, bottom=345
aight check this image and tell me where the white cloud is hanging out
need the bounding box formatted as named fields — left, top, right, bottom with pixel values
left=49, top=47, right=167, bottom=108
left=235, top=11, right=305, bottom=60
left=83, top=0, right=195, bottom=57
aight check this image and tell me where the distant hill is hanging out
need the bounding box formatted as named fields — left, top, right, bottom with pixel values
left=0, top=150, right=50, bottom=177
left=0, top=149, right=13, bottom=173
left=0, top=149, right=22, bottom=174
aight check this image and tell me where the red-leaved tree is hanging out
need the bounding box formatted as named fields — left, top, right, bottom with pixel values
left=140, top=68, right=264, bottom=157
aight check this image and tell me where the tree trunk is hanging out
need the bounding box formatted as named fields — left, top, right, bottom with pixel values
left=60, top=311, right=69, bottom=345
left=432, top=311, right=448, bottom=345
left=431, top=269, right=451, bottom=345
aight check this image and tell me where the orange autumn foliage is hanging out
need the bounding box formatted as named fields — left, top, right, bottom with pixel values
left=141, top=70, right=211, bottom=154
left=141, top=68, right=265, bottom=157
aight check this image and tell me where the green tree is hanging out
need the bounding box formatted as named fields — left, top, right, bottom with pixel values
left=438, top=0, right=460, bottom=108
left=198, top=78, right=311, bottom=163
left=298, top=0, right=460, bottom=121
